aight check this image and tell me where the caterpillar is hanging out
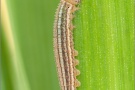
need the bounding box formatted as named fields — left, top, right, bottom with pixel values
left=53, top=0, right=80, bottom=90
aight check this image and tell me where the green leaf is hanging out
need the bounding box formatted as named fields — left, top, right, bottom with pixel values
left=74, top=0, right=134, bottom=90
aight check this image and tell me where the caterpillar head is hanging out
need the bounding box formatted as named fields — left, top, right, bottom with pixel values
left=65, top=0, right=80, bottom=5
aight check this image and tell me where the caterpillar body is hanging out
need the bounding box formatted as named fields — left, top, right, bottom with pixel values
left=53, top=0, right=80, bottom=90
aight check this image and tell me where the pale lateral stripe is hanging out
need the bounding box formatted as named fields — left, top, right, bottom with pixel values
left=57, top=1, right=67, bottom=90
left=54, top=3, right=64, bottom=89
left=66, top=3, right=75, bottom=90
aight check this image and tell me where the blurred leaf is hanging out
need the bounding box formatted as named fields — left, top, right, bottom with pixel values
left=1, top=0, right=60, bottom=90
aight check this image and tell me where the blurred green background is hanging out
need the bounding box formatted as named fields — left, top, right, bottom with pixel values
left=1, top=0, right=60, bottom=90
